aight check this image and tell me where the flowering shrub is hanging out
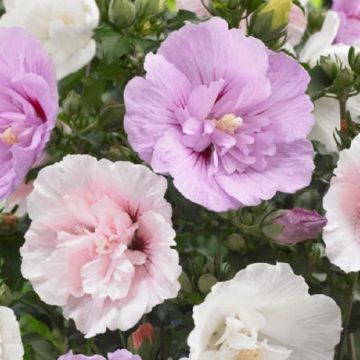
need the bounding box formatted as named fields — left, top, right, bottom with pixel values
left=1, top=0, right=360, bottom=359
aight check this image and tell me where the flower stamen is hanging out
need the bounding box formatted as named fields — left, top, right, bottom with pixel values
left=215, top=114, right=243, bottom=134
left=235, top=348, right=263, bottom=360
left=0, top=128, right=17, bottom=145
left=61, top=15, right=75, bottom=25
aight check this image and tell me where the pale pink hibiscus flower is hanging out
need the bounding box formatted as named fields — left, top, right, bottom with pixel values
left=323, top=134, right=360, bottom=272
left=21, top=155, right=181, bottom=337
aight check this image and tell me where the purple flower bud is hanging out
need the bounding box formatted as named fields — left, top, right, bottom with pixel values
left=274, top=208, right=327, bottom=245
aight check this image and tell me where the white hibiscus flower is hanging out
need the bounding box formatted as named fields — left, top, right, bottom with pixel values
left=0, top=0, right=99, bottom=80
left=186, top=263, right=342, bottom=360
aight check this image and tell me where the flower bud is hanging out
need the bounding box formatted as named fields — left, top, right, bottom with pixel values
left=135, top=0, right=165, bottom=17
left=131, top=323, right=155, bottom=351
left=108, top=0, right=136, bottom=28
left=226, top=233, right=245, bottom=252
left=332, top=67, right=354, bottom=93
left=99, top=104, right=125, bottom=131
left=320, top=55, right=339, bottom=80
left=0, top=213, right=17, bottom=227
left=179, top=272, right=193, bottom=293
left=248, top=0, right=292, bottom=48
left=198, top=274, right=217, bottom=294
left=62, top=90, right=81, bottom=117
left=273, top=208, right=327, bottom=245
left=0, top=283, right=12, bottom=306
left=348, top=47, right=360, bottom=75
left=259, top=0, right=292, bottom=30
left=129, top=323, right=157, bottom=360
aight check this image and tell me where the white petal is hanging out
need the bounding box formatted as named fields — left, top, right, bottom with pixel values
left=300, top=11, right=340, bottom=65
left=311, top=97, right=340, bottom=152
left=0, top=307, right=24, bottom=360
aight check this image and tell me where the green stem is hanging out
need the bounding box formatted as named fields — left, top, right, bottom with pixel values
left=338, top=272, right=359, bottom=359
left=215, top=235, right=223, bottom=279
left=349, top=333, right=357, bottom=360
left=119, top=331, right=126, bottom=348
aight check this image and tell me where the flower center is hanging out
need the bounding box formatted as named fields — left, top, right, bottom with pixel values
left=61, top=15, right=75, bottom=25
left=215, top=114, right=243, bottom=134
left=95, top=237, right=114, bottom=255
left=0, top=128, right=17, bottom=145
left=235, top=349, right=263, bottom=360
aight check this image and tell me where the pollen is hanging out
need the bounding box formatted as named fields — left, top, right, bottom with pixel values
left=215, top=114, right=243, bottom=134
left=61, top=15, right=75, bottom=25
left=235, top=348, right=264, bottom=360
left=0, top=128, right=18, bottom=145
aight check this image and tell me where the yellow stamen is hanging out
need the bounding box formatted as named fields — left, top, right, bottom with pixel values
left=215, top=114, right=243, bottom=134
left=235, top=348, right=264, bottom=360
left=0, top=128, right=17, bottom=145
left=61, top=15, right=75, bottom=25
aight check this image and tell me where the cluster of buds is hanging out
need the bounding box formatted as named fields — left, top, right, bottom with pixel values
left=316, top=47, right=360, bottom=149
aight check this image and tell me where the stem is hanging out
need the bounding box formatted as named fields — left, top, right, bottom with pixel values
left=349, top=333, right=357, bottom=360
left=339, top=98, right=348, bottom=133
left=338, top=272, right=359, bottom=359
left=216, top=236, right=222, bottom=278
left=119, top=331, right=126, bottom=348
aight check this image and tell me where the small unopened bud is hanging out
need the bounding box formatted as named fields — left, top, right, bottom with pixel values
left=198, top=274, right=217, bottom=294
left=226, top=233, right=245, bottom=252
left=320, top=55, right=339, bottom=79
left=135, top=0, right=165, bottom=17
left=0, top=283, right=12, bottom=306
left=131, top=323, right=155, bottom=351
left=349, top=47, right=360, bottom=75
left=63, top=90, right=81, bottom=117
left=179, top=272, right=193, bottom=293
left=273, top=208, right=327, bottom=245
left=332, top=67, right=354, bottom=92
left=99, top=104, right=125, bottom=131
left=259, top=0, right=292, bottom=30
left=108, top=0, right=136, bottom=28
left=0, top=213, right=17, bottom=227
left=129, top=322, right=158, bottom=359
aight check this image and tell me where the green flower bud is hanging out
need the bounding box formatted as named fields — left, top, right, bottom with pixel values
left=331, top=67, right=354, bottom=93
left=0, top=283, right=12, bottom=306
left=226, top=233, right=246, bottom=252
left=198, top=274, right=217, bottom=294
left=135, top=0, right=165, bottom=17
left=108, top=0, right=136, bottom=28
left=62, top=90, right=81, bottom=117
left=99, top=104, right=125, bottom=131
left=348, top=47, right=360, bottom=75
left=178, top=272, right=193, bottom=293
left=319, top=55, right=339, bottom=80
left=259, top=0, right=292, bottom=30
